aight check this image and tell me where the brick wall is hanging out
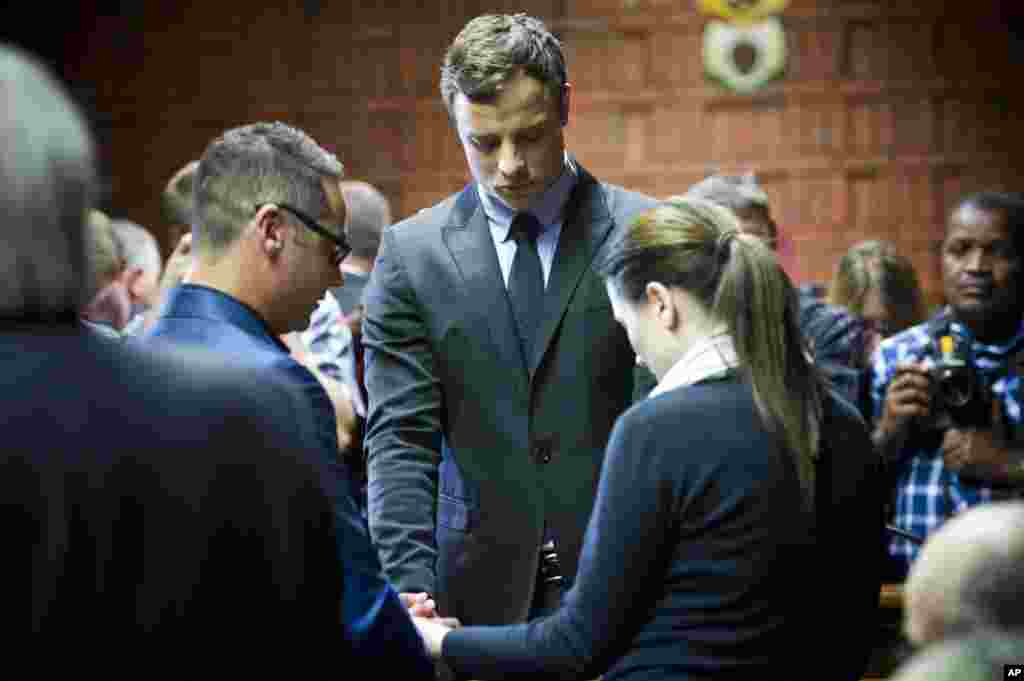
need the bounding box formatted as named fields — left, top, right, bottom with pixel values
left=52, top=0, right=1024, bottom=306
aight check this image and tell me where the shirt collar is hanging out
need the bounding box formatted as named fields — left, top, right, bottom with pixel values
left=160, top=283, right=290, bottom=354
left=649, top=331, right=738, bottom=398
left=478, top=153, right=578, bottom=241
left=943, top=306, right=1024, bottom=356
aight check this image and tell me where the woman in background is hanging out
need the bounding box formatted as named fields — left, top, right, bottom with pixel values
left=828, top=239, right=926, bottom=363
left=413, top=198, right=885, bottom=681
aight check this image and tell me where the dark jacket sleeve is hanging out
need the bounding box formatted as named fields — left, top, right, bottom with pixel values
left=281, top=358, right=434, bottom=678
left=362, top=225, right=444, bottom=595
left=442, top=404, right=673, bottom=680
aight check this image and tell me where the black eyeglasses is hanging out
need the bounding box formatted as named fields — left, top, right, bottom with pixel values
left=256, top=202, right=350, bottom=265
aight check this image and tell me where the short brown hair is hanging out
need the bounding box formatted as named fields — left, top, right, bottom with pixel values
left=440, top=13, right=567, bottom=121
left=194, top=122, right=343, bottom=256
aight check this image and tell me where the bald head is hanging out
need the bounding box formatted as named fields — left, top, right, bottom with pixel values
left=339, top=180, right=391, bottom=263
left=904, top=501, right=1024, bottom=646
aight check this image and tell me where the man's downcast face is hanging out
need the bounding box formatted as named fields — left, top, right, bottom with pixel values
left=453, top=70, right=567, bottom=212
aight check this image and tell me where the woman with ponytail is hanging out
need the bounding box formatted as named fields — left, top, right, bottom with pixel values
left=413, top=198, right=885, bottom=681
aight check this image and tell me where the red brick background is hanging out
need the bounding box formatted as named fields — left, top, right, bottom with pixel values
left=11, top=0, right=1023, bottom=306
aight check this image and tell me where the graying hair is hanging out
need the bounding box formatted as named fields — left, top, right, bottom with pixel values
left=111, top=219, right=162, bottom=278
left=958, top=504, right=1024, bottom=635
left=340, top=181, right=391, bottom=261
left=686, top=174, right=770, bottom=215
left=440, top=13, right=567, bottom=122
left=193, top=122, right=344, bottom=255
left=0, top=44, right=95, bottom=320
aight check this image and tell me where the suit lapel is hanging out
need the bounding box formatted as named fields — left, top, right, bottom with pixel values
left=442, top=186, right=530, bottom=386
left=530, top=167, right=613, bottom=372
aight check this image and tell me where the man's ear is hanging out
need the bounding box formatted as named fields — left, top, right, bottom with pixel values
left=122, top=266, right=147, bottom=303
left=255, top=205, right=286, bottom=257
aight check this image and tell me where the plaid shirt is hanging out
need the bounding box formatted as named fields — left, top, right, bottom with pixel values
left=869, top=309, right=1024, bottom=575
left=300, top=291, right=366, bottom=418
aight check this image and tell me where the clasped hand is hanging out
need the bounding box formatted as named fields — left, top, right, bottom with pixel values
left=400, top=592, right=460, bottom=658
left=941, top=397, right=1014, bottom=482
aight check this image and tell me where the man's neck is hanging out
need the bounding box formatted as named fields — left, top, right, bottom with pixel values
left=188, top=257, right=278, bottom=334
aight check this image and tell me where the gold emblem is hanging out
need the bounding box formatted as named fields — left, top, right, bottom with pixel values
left=698, top=0, right=789, bottom=25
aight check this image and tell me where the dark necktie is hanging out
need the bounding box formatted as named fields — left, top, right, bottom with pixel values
left=507, top=212, right=545, bottom=363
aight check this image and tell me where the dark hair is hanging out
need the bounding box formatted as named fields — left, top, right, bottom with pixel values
left=440, top=13, right=567, bottom=122
left=598, top=197, right=825, bottom=508
left=194, top=122, right=343, bottom=256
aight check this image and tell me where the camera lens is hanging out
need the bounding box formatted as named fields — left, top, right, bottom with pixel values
left=936, top=366, right=972, bottom=408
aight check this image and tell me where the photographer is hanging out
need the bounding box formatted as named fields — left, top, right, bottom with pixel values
left=870, top=192, right=1024, bottom=578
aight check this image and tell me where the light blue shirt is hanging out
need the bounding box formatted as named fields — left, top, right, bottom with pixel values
left=477, top=155, right=578, bottom=290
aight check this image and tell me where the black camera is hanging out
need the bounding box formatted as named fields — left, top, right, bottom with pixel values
left=927, top=324, right=991, bottom=429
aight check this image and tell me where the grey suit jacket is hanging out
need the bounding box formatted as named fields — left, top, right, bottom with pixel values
left=363, top=165, right=657, bottom=626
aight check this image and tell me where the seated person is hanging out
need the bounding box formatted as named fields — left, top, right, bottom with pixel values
left=412, top=197, right=885, bottom=681
left=870, top=192, right=1024, bottom=579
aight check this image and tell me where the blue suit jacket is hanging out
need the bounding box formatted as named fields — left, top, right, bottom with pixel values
left=145, top=284, right=431, bottom=677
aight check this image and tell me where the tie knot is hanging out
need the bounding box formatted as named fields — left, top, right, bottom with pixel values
left=508, top=212, right=542, bottom=243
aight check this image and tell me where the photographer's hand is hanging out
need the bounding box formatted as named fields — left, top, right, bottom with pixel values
left=942, top=398, right=1024, bottom=484
left=873, top=362, right=932, bottom=461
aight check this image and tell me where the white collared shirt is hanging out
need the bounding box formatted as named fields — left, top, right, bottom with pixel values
left=649, top=332, right=739, bottom=398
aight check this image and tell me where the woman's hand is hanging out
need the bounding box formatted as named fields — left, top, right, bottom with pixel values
left=413, top=615, right=455, bottom=658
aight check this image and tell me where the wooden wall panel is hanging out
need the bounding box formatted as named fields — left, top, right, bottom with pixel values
left=47, top=0, right=1024, bottom=307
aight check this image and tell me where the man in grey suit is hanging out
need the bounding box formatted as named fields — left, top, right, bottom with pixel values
left=363, top=13, right=657, bottom=627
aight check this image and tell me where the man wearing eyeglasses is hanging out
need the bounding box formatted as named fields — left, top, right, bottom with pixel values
left=144, top=122, right=434, bottom=676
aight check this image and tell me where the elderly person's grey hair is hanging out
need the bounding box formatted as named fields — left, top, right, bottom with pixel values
left=890, top=632, right=1024, bottom=681
left=111, top=219, right=163, bottom=280
left=685, top=174, right=771, bottom=215
left=0, top=44, right=95, bottom=320
left=193, top=122, right=344, bottom=257
left=905, top=501, right=1024, bottom=646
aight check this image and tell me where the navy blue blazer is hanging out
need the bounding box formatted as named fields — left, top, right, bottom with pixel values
left=442, top=377, right=885, bottom=681
left=145, top=284, right=431, bottom=676
left=3, top=322, right=356, bottom=674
